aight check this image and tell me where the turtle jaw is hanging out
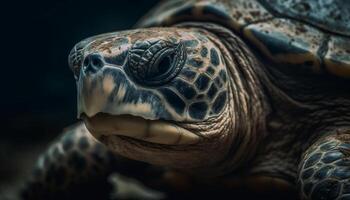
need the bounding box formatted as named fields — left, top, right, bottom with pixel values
left=82, top=113, right=201, bottom=145
left=82, top=106, right=235, bottom=174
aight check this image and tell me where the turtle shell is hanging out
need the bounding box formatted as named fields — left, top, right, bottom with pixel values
left=137, top=0, right=350, bottom=78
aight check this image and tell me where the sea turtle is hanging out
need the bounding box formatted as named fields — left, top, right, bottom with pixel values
left=22, top=0, right=350, bottom=199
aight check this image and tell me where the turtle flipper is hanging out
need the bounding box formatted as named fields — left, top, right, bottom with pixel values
left=21, top=122, right=154, bottom=199
left=298, top=132, right=350, bottom=200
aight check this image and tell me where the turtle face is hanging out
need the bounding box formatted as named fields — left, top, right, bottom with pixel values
left=69, top=27, right=231, bottom=170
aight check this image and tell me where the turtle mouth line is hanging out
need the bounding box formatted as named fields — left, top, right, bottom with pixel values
left=82, top=113, right=200, bottom=145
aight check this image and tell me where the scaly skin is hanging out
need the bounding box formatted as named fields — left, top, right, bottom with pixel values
left=23, top=21, right=350, bottom=200
left=298, top=132, right=350, bottom=199
left=69, top=25, right=268, bottom=176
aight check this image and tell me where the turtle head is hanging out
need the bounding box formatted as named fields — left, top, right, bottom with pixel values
left=68, top=27, right=234, bottom=174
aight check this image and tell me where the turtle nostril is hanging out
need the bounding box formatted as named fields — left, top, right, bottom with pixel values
left=83, top=53, right=104, bottom=74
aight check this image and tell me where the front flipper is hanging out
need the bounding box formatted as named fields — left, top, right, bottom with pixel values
left=298, top=132, right=350, bottom=200
left=21, top=122, right=162, bottom=199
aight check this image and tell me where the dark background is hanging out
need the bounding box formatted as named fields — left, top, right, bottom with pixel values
left=1, top=1, right=297, bottom=199
left=2, top=0, right=159, bottom=142
left=1, top=0, right=158, bottom=197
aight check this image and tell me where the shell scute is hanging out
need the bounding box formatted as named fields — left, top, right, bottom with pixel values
left=138, top=0, right=350, bottom=78
left=324, top=36, right=350, bottom=78
left=244, top=18, right=325, bottom=72
left=137, top=0, right=272, bottom=32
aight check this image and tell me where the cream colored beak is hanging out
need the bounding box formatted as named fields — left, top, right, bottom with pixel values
left=83, top=113, right=200, bottom=145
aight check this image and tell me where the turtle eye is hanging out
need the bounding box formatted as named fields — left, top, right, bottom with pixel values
left=147, top=50, right=176, bottom=80
left=126, top=40, right=186, bottom=86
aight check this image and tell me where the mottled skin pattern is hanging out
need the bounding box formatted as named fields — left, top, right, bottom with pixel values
left=73, top=28, right=229, bottom=122
left=22, top=0, right=350, bottom=199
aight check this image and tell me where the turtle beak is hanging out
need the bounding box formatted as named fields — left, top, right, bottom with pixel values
left=82, top=113, right=200, bottom=145
left=68, top=41, right=116, bottom=119
left=75, top=62, right=164, bottom=120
